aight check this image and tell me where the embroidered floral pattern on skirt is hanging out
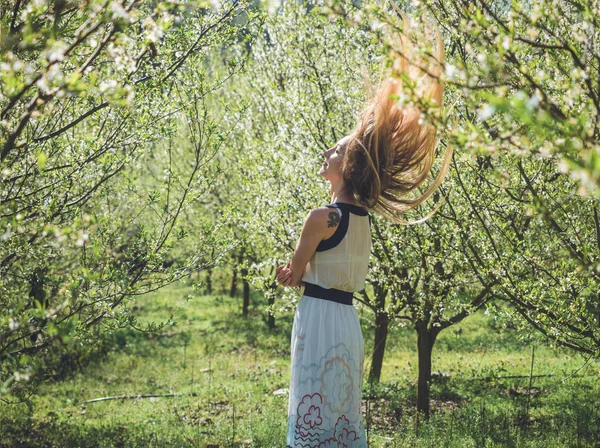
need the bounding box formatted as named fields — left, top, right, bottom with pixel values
left=287, top=295, right=366, bottom=448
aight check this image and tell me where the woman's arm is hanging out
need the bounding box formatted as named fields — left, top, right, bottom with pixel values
left=279, top=207, right=340, bottom=288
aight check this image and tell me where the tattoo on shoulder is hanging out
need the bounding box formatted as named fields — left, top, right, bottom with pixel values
left=327, top=211, right=340, bottom=228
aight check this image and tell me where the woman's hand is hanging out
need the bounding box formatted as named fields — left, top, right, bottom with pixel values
left=276, top=262, right=293, bottom=287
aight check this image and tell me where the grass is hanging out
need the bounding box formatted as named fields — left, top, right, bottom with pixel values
left=1, top=280, right=599, bottom=447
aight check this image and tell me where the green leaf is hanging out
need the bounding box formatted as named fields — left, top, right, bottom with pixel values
left=36, top=151, right=47, bottom=170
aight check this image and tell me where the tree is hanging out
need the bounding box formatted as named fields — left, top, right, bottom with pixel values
left=211, top=2, right=383, bottom=326
left=403, top=0, right=600, bottom=355
left=0, top=0, right=256, bottom=396
left=326, top=0, right=600, bottom=420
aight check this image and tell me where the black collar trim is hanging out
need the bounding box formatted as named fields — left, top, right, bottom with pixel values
left=331, top=202, right=369, bottom=216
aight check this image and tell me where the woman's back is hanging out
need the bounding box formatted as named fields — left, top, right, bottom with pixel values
left=301, top=202, right=371, bottom=293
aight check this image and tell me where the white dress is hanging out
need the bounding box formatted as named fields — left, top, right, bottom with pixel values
left=287, top=202, right=371, bottom=448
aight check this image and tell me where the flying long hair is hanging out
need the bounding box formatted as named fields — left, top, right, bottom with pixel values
left=342, top=8, right=452, bottom=224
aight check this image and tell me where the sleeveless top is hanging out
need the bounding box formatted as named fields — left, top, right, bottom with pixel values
left=301, top=202, right=372, bottom=293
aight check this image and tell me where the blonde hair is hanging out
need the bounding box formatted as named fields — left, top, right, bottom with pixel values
left=342, top=8, right=452, bottom=225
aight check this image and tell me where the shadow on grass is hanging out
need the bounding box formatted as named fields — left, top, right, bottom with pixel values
left=0, top=413, right=188, bottom=448
left=361, top=371, right=600, bottom=447
left=106, top=291, right=295, bottom=359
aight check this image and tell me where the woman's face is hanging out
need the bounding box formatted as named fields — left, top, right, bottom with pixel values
left=319, top=135, right=352, bottom=181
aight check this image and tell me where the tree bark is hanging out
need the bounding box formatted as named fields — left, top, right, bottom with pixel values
left=267, top=282, right=276, bottom=329
left=264, top=266, right=276, bottom=329
left=369, top=287, right=389, bottom=383
left=241, top=265, right=250, bottom=317
left=205, top=267, right=212, bottom=294
left=415, top=320, right=438, bottom=420
left=229, top=252, right=239, bottom=297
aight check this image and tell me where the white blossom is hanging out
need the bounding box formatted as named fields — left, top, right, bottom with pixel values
left=557, top=159, right=569, bottom=173
left=110, top=2, right=131, bottom=22
left=24, top=63, right=36, bottom=76
left=14, top=371, right=30, bottom=382
left=99, top=79, right=118, bottom=93
left=478, top=104, right=495, bottom=121
left=76, top=233, right=89, bottom=246
left=525, top=92, right=540, bottom=111
left=46, top=64, right=62, bottom=82
left=8, top=318, right=18, bottom=330
left=106, top=42, right=120, bottom=59
left=44, top=40, right=68, bottom=63
left=537, top=144, right=552, bottom=159
left=444, top=63, right=459, bottom=81
left=143, top=16, right=163, bottom=43
left=371, top=20, right=385, bottom=31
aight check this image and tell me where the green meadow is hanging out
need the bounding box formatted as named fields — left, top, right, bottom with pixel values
left=1, top=281, right=598, bottom=447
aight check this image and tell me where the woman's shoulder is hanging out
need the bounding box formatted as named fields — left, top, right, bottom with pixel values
left=303, top=206, right=343, bottom=234
left=307, top=206, right=342, bottom=221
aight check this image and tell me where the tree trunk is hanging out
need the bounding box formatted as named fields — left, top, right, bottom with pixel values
left=369, top=287, right=389, bottom=383
left=205, top=267, right=212, bottom=294
left=241, top=265, right=250, bottom=317
left=267, top=281, right=276, bottom=329
left=415, top=320, right=438, bottom=421
left=263, top=266, right=276, bottom=329
left=229, top=252, right=239, bottom=297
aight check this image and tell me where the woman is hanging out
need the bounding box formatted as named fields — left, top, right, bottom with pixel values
left=277, top=11, right=452, bottom=447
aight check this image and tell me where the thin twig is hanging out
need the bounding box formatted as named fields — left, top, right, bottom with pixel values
left=81, top=392, right=198, bottom=405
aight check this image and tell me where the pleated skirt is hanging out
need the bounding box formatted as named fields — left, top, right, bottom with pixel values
left=286, top=295, right=367, bottom=447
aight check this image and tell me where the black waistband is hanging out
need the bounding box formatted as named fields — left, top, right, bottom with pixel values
left=303, top=282, right=353, bottom=306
